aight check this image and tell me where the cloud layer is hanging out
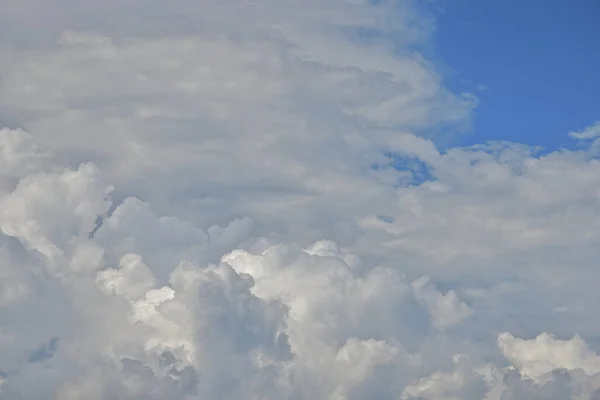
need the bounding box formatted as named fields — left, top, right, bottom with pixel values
left=1, top=1, right=599, bottom=399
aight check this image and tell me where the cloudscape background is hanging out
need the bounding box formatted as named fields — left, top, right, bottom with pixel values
left=0, top=0, right=599, bottom=398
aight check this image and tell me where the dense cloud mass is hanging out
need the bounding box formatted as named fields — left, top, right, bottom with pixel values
left=1, top=1, right=599, bottom=399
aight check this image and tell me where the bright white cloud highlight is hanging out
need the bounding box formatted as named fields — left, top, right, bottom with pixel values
left=499, top=332, right=600, bottom=382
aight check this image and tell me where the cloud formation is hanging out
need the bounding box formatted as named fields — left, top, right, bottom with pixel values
left=570, top=121, right=600, bottom=140
left=0, top=1, right=599, bottom=399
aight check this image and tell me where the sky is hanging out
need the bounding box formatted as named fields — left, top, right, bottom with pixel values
left=0, top=1, right=600, bottom=399
left=430, top=0, right=600, bottom=150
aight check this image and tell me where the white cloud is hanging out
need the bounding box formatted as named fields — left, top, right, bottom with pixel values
left=1, top=123, right=600, bottom=398
left=0, top=161, right=111, bottom=274
left=0, top=0, right=474, bottom=239
left=498, top=332, right=600, bottom=382
left=497, top=333, right=600, bottom=400
left=412, top=276, right=474, bottom=331
left=569, top=122, right=600, bottom=155
left=401, top=355, right=488, bottom=400
left=569, top=121, right=600, bottom=140
left=0, top=128, right=49, bottom=193
left=0, top=1, right=599, bottom=398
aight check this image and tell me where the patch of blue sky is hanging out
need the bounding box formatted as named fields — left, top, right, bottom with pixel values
left=28, top=337, right=60, bottom=364
left=376, top=214, right=395, bottom=224
left=417, top=0, right=600, bottom=152
left=360, top=1, right=599, bottom=181
left=371, top=151, right=436, bottom=186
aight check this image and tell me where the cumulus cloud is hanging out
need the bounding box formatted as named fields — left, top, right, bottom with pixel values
left=411, top=276, right=474, bottom=331
left=498, top=332, right=600, bottom=382
left=0, top=0, right=599, bottom=399
left=2, top=125, right=600, bottom=398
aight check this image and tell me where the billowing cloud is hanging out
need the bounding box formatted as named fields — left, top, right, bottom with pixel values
left=0, top=0, right=599, bottom=399
left=499, top=332, right=600, bottom=382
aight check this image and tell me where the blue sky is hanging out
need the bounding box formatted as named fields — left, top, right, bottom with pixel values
left=427, top=0, right=600, bottom=150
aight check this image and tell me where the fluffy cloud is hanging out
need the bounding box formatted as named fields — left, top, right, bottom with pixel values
left=0, top=0, right=599, bottom=399
left=2, top=125, right=600, bottom=399
left=498, top=332, right=600, bottom=382
left=0, top=0, right=475, bottom=241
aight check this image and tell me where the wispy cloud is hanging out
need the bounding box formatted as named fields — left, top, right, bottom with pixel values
left=569, top=121, right=600, bottom=140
